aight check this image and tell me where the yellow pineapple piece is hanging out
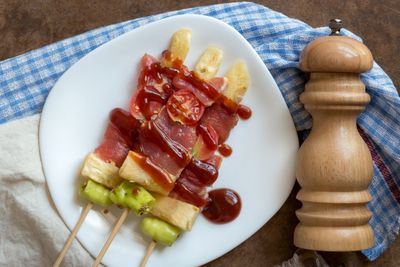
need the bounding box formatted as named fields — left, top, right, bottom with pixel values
left=80, top=153, right=122, bottom=188
left=194, top=46, right=223, bottom=80
left=224, top=61, right=250, bottom=103
left=151, top=194, right=200, bottom=231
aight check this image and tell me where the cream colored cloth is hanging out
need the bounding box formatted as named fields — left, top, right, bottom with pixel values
left=0, top=115, right=93, bottom=266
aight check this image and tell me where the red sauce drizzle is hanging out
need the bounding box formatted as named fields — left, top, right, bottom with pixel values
left=237, top=104, right=252, bottom=120
left=140, top=62, right=160, bottom=84
left=142, top=86, right=168, bottom=103
left=136, top=54, right=188, bottom=119
left=180, top=72, right=221, bottom=101
left=220, top=97, right=239, bottom=113
left=162, top=50, right=172, bottom=62
left=130, top=152, right=174, bottom=192
left=141, top=121, right=191, bottom=167
left=202, top=188, right=241, bottom=224
left=162, top=50, right=183, bottom=69
left=187, top=158, right=218, bottom=186
left=172, top=181, right=209, bottom=208
left=218, top=144, right=232, bottom=157
left=197, top=124, right=218, bottom=150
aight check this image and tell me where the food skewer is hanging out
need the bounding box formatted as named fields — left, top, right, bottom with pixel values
left=140, top=241, right=156, bottom=267
left=114, top=33, right=250, bottom=264
left=56, top=28, right=250, bottom=267
left=55, top=30, right=191, bottom=266
left=139, top=217, right=181, bottom=267
left=54, top=106, right=152, bottom=266
left=53, top=202, right=93, bottom=267
left=132, top=58, right=250, bottom=265
left=94, top=29, right=249, bottom=265
left=88, top=28, right=196, bottom=264
left=92, top=181, right=154, bottom=266
left=93, top=208, right=129, bottom=267
left=54, top=177, right=115, bottom=266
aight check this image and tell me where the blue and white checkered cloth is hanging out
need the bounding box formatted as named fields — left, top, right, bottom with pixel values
left=1, top=2, right=399, bottom=261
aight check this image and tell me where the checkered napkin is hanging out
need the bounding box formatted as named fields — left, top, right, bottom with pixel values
left=1, top=1, right=399, bottom=261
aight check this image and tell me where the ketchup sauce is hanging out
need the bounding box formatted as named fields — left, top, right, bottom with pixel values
left=129, top=152, right=174, bottom=192
left=218, top=144, right=232, bottom=157
left=197, top=124, right=218, bottom=150
left=237, top=104, right=252, bottom=120
left=202, top=188, right=242, bottom=224
left=141, top=120, right=191, bottom=167
left=187, top=158, right=218, bottom=186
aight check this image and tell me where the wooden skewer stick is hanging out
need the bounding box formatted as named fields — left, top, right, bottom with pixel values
left=54, top=202, right=93, bottom=267
left=140, top=241, right=157, bottom=267
left=92, top=208, right=130, bottom=267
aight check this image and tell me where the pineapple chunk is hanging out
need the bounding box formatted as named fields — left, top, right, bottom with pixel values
left=194, top=46, right=223, bottom=80
left=151, top=194, right=200, bottom=231
left=169, top=28, right=191, bottom=62
left=119, top=151, right=176, bottom=196
left=80, top=153, right=122, bottom=188
left=161, top=28, right=191, bottom=67
left=224, top=61, right=250, bottom=103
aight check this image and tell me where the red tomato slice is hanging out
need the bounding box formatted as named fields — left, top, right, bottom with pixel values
left=166, top=89, right=205, bottom=125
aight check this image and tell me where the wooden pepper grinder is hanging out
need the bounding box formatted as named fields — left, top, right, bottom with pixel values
left=294, top=19, right=375, bottom=251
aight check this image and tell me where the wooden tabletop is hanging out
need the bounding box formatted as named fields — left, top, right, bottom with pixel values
left=2, top=1, right=399, bottom=266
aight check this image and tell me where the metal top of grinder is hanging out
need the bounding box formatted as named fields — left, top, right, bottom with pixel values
left=329, top=19, right=343, bottom=35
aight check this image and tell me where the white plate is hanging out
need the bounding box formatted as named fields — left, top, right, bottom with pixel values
left=40, top=14, right=298, bottom=267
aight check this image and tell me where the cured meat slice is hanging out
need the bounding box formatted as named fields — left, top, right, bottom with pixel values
left=95, top=138, right=129, bottom=168
left=95, top=108, right=140, bottom=167
left=139, top=128, right=183, bottom=177
left=192, top=123, right=219, bottom=161
left=170, top=155, right=223, bottom=208
left=103, top=121, right=126, bottom=145
left=139, top=108, right=197, bottom=177
left=170, top=175, right=209, bottom=208
left=172, top=76, right=226, bottom=106
left=108, top=108, right=140, bottom=149
left=200, top=103, right=238, bottom=144
left=130, top=54, right=171, bottom=120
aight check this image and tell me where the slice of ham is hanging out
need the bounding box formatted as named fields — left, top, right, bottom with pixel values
left=130, top=87, right=166, bottom=121
left=139, top=108, right=197, bottom=177
left=109, top=108, right=140, bottom=149
left=200, top=103, right=238, bottom=144
left=95, top=108, right=141, bottom=167
left=193, top=123, right=219, bottom=161
left=130, top=54, right=171, bottom=120
left=172, top=76, right=226, bottom=106
left=170, top=155, right=223, bottom=208
left=139, top=129, right=183, bottom=177
left=95, top=138, right=129, bottom=167
left=103, top=121, right=126, bottom=145
left=141, top=53, right=158, bottom=68
left=155, top=107, right=197, bottom=150
left=170, top=175, right=209, bottom=208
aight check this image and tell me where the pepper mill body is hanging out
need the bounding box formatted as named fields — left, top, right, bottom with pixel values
left=294, top=22, right=375, bottom=251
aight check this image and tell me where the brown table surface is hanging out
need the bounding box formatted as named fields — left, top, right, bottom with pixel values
left=2, top=1, right=399, bottom=266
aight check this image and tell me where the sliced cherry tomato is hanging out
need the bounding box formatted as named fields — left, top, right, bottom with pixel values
left=166, top=89, right=205, bottom=125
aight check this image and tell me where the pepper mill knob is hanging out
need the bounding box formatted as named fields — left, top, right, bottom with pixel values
left=294, top=20, right=375, bottom=251
left=329, top=19, right=343, bottom=35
